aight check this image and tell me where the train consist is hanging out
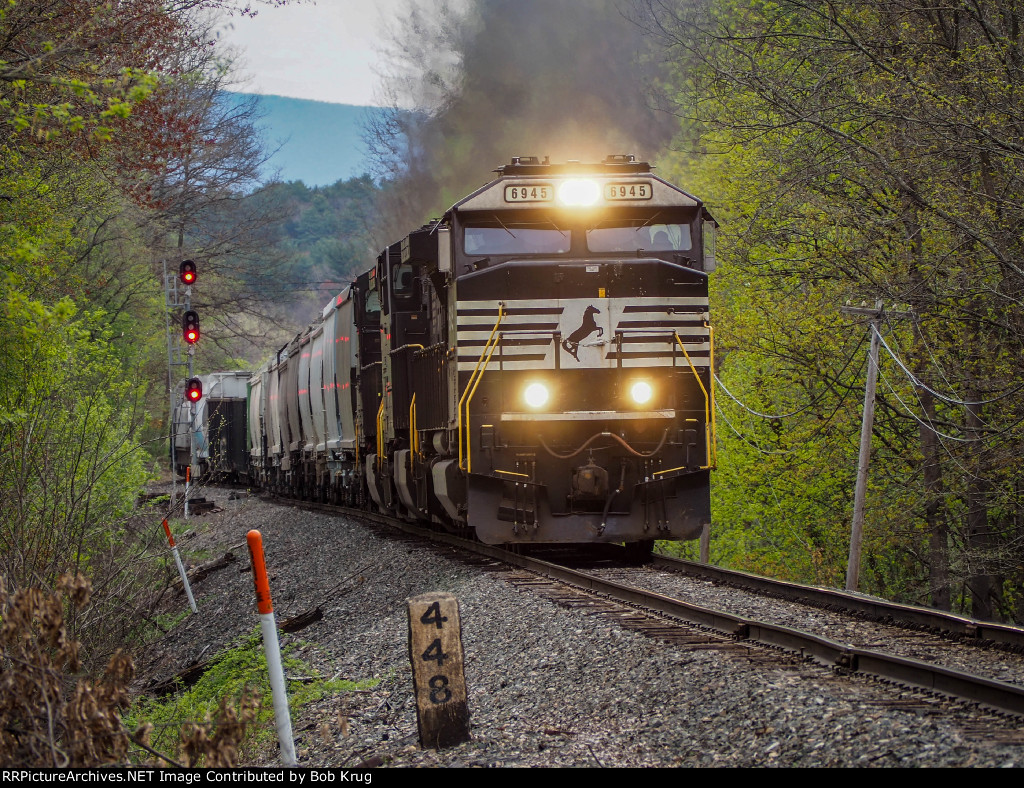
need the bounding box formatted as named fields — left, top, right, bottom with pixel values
left=184, top=156, right=717, bottom=552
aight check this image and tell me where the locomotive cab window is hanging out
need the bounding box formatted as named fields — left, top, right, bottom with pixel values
left=363, top=289, right=381, bottom=317
left=587, top=219, right=693, bottom=253
left=355, top=271, right=381, bottom=324
left=390, top=263, right=421, bottom=309
left=463, top=218, right=570, bottom=256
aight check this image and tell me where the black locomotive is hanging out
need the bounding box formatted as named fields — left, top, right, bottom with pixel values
left=209, top=156, right=717, bottom=551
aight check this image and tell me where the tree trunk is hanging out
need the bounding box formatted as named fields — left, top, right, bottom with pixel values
left=918, top=389, right=950, bottom=609
left=965, top=397, right=1000, bottom=620
left=903, top=206, right=951, bottom=610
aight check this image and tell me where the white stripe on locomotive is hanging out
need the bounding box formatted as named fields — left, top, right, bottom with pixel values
left=455, top=296, right=710, bottom=371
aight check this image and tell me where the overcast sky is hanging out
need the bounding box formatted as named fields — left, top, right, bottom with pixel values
left=217, top=0, right=405, bottom=106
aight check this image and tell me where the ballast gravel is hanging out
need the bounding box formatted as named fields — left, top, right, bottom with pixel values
left=140, top=485, right=1024, bottom=768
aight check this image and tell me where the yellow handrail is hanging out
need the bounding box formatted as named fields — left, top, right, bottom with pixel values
left=458, top=303, right=505, bottom=472
left=409, top=393, right=417, bottom=471
left=708, top=323, right=717, bottom=467
left=674, top=331, right=714, bottom=470
left=395, top=345, right=424, bottom=472
left=463, top=339, right=503, bottom=474
left=375, top=399, right=385, bottom=470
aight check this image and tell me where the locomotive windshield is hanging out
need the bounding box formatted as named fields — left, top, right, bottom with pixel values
left=462, top=216, right=695, bottom=257
left=464, top=218, right=570, bottom=255
left=587, top=219, right=692, bottom=253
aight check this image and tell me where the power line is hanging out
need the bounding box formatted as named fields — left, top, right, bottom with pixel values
left=883, top=317, right=1009, bottom=434
left=714, top=374, right=809, bottom=419
left=877, top=362, right=1024, bottom=487
left=715, top=402, right=797, bottom=455
left=712, top=333, right=868, bottom=420
left=872, top=324, right=1024, bottom=407
left=715, top=365, right=863, bottom=452
left=876, top=365, right=979, bottom=443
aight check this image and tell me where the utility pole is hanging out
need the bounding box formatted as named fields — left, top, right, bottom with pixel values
left=840, top=300, right=913, bottom=591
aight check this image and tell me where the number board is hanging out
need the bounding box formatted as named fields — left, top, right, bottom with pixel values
left=605, top=182, right=653, bottom=200
left=504, top=184, right=553, bottom=203
left=407, top=592, right=470, bottom=748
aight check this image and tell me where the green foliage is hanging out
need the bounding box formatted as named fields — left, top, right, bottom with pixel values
left=0, top=2, right=164, bottom=145
left=245, top=175, right=378, bottom=300
left=646, top=0, right=1024, bottom=616
left=0, top=289, right=153, bottom=587
left=0, top=284, right=170, bottom=670
left=125, top=631, right=377, bottom=761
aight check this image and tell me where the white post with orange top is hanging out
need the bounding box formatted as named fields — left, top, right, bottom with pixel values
left=162, top=518, right=197, bottom=614
left=246, top=529, right=297, bottom=767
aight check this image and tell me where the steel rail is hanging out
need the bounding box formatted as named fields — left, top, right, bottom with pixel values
left=273, top=495, right=1024, bottom=718
left=650, top=554, right=1024, bottom=649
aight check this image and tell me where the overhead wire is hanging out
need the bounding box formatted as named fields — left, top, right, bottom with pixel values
left=874, top=362, right=1013, bottom=485
left=872, top=324, right=1024, bottom=407
left=715, top=373, right=825, bottom=419
left=879, top=317, right=1022, bottom=437
left=867, top=323, right=1024, bottom=488
left=712, top=329, right=869, bottom=461
left=712, top=332, right=868, bottom=420
left=715, top=367, right=863, bottom=457
left=875, top=364, right=978, bottom=443
left=715, top=403, right=796, bottom=455
left=713, top=317, right=1024, bottom=488
left=899, top=314, right=960, bottom=393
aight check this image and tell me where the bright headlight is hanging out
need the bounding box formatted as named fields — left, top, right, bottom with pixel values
left=557, top=178, right=600, bottom=207
left=630, top=381, right=653, bottom=405
left=524, top=382, right=550, bottom=408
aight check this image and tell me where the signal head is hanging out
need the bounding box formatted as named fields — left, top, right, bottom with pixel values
left=185, top=377, right=202, bottom=403
left=182, top=310, right=200, bottom=344
left=179, top=260, right=197, bottom=285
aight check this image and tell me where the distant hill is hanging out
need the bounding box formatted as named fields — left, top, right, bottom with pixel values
left=230, top=93, right=384, bottom=187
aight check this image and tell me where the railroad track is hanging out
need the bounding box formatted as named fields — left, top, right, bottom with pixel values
left=272, top=494, right=1024, bottom=721
left=649, top=554, right=1024, bottom=650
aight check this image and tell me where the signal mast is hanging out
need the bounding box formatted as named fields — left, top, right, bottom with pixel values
left=180, top=262, right=200, bottom=518
left=164, top=259, right=201, bottom=519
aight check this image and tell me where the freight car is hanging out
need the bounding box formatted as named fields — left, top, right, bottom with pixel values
left=173, top=370, right=250, bottom=482
left=246, top=155, right=717, bottom=552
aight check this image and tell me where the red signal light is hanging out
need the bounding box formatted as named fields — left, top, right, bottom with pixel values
left=185, top=378, right=202, bottom=402
left=182, top=310, right=200, bottom=344
left=180, top=260, right=197, bottom=285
